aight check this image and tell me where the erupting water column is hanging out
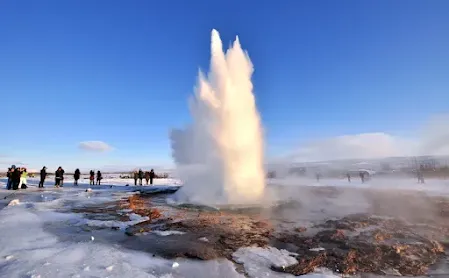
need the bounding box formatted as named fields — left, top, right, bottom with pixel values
left=170, top=29, right=265, bottom=205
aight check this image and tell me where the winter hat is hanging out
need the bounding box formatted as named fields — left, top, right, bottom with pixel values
left=11, top=165, right=16, bottom=169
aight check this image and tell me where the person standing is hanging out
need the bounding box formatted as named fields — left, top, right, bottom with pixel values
left=149, top=169, right=155, bottom=185
left=60, top=167, right=65, bottom=187
left=359, top=172, right=365, bottom=183
left=39, top=166, right=47, bottom=188
left=89, top=170, right=95, bottom=185
left=144, top=171, right=150, bottom=185
left=133, top=170, right=138, bottom=186
left=6, top=167, right=13, bottom=190
left=346, top=173, right=351, bottom=183
left=138, top=169, right=143, bottom=186
left=55, top=167, right=64, bottom=188
left=96, top=171, right=102, bottom=185
left=74, top=169, right=81, bottom=186
left=417, top=170, right=425, bottom=184
left=12, top=166, right=21, bottom=190
left=19, top=168, right=28, bottom=189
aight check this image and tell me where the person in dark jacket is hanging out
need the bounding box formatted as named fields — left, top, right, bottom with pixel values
left=6, top=167, right=14, bottom=190
left=12, top=166, right=21, bottom=190
left=89, top=170, right=95, bottom=185
left=6, top=167, right=12, bottom=190
left=149, top=169, right=155, bottom=185
left=346, top=173, right=351, bottom=183
left=133, top=170, right=138, bottom=186
left=144, top=171, right=150, bottom=185
left=359, top=171, right=365, bottom=183
left=55, top=167, right=64, bottom=188
left=39, top=166, right=47, bottom=188
left=96, top=171, right=102, bottom=185
left=74, top=169, right=81, bottom=186
left=60, top=167, right=65, bottom=187
left=138, top=169, right=143, bottom=185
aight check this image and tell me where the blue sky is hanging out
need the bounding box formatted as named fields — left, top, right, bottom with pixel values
left=1, top=0, right=448, bottom=171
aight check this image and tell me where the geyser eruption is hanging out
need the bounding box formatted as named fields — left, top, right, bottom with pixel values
left=170, top=29, right=265, bottom=205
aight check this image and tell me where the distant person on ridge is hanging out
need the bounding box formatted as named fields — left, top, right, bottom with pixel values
left=315, top=173, right=320, bottom=182
left=55, top=167, right=64, bottom=188
left=133, top=170, right=138, bottom=186
left=417, top=170, right=425, bottom=184
left=359, top=172, right=365, bottom=183
left=144, top=171, right=150, bottom=185
left=149, top=169, right=155, bottom=185
left=138, top=169, right=143, bottom=185
left=39, top=166, right=47, bottom=188
left=74, top=169, right=81, bottom=186
left=96, top=171, right=102, bottom=185
left=89, top=170, right=95, bottom=185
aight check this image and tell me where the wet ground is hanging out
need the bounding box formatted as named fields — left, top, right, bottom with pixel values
left=2, top=184, right=449, bottom=277
left=122, top=187, right=449, bottom=276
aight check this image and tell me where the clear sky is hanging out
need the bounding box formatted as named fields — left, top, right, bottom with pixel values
left=1, top=0, right=448, bottom=171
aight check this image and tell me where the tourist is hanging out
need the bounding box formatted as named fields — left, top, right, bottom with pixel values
left=96, top=171, right=102, bottom=185
left=12, top=166, right=20, bottom=190
left=138, top=169, right=143, bottom=185
left=133, top=170, right=138, bottom=186
left=359, top=172, right=365, bottom=183
left=89, top=170, right=95, bottom=185
left=6, top=167, right=13, bottom=190
left=149, top=169, right=155, bottom=185
left=55, top=167, right=64, bottom=188
left=346, top=173, right=351, bottom=183
left=60, top=167, right=65, bottom=187
left=315, top=173, right=320, bottom=182
left=39, top=166, right=47, bottom=188
left=417, top=170, right=425, bottom=184
left=144, top=171, right=150, bottom=185
left=74, top=168, right=81, bottom=186
left=19, top=168, right=28, bottom=189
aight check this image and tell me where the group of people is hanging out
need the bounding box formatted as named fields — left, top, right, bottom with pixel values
left=5, top=165, right=156, bottom=190
left=39, top=167, right=103, bottom=187
left=38, top=166, right=65, bottom=188
left=133, top=169, right=155, bottom=185
left=88, top=170, right=103, bottom=185
left=6, top=165, right=29, bottom=190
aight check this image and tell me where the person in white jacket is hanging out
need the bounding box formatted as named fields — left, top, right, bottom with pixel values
left=18, top=168, right=28, bottom=189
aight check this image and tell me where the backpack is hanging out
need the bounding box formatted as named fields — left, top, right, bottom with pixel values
left=21, top=184, right=27, bottom=189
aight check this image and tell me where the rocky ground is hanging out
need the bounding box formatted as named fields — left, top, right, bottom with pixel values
left=69, top=187, right=449, bottom=277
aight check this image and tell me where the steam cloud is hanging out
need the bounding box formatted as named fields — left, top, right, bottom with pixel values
left=170, top=29, right=265, bottom=205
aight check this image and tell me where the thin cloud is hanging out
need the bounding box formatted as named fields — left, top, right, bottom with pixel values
left=288, top=133, right=416, bottom=163
left=78, top=141, right=114, bottom=152
left=286, top=114, right=449, bottom=163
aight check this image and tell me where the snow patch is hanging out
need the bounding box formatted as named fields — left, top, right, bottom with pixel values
left=153, top=230, right=186, bottom=236
left=233, top=247, right=339, bottom=278
left=8, top=199, right=20, bottom=206
left=0, top=189, right=244, bottom=278
left=310, top=247, right=326, bottom=252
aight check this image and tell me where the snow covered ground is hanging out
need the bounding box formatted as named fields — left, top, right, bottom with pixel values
left=268, top=176, right=449, bottom=196
left=0, top=178, right=341, bottom=278
left=0, top=176, right=447, bottom=277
